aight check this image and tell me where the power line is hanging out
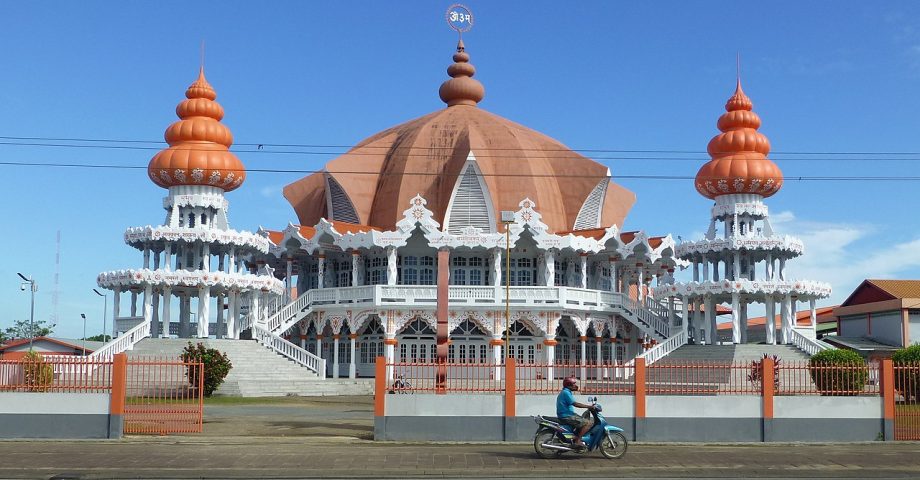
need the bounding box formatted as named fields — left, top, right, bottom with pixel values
left=0, top=135, right=919, bottom=157
left=2, top=160, right=919, bottom=181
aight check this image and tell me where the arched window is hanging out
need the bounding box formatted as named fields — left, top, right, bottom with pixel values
left=449, top=319, right=489, bottom=363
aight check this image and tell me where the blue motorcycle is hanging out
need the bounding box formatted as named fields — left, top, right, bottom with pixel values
left=532, top=396, right=628, bottom=459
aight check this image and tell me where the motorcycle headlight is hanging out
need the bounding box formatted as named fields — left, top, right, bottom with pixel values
left=595, top=404, right=603, bottom=413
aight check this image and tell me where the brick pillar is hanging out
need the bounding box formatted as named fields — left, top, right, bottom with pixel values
left=634, top=357, right=646, bottom=441
left=436, top=248, right=449, bottom=393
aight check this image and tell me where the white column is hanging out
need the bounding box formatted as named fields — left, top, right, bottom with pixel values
left=197, top=286, right=210, bottom=338
left=780, top=294, right=792, bottom=344
left=740, top=301, right=748, bottom=343
left=693, top=262, right=699, bottom=282
left=164, top=244, right=173, bottom=271
left=142, top=285, right=153, bottom=332
left=332, top=335, right=340, bottom=378
left=351, top=252, right=361, bottom=287
left=215, top=293, right=225, bottom=339
left=161, top=287, right=172, bottom=338
left=579, top=254, right=588, bottom=289
left=544, top=250, right=555, bottom=287
left=143, top=247, right=151, bottom=269
left=316, top=336, right=325, bottom=378
left=229, top=247, right=236, bottom=273
left=765, top=298, right=776, bottom=345
left=384, top=338, right=395, bottom=382
left=492, top=337, right=503, bottom=381
left=766, top=254, right=774, bottom=280
left=579, top=336, right=587, bottom=383
left=702, top=258, right=710, bottom=282
left=637, top=267, right=645, bottom=302
left=349, top=335, right=357, bottom=379
left=226, top=291, right=238, bottom=339
left=810, top=298, right=818, bottom=337
left=492, top=249, right=502, bottom=287
left=733, top=251, right=741, bottom=280
left=285, top=258, right=294, bottom=302
left=545, top=339, right=555, bottom=380
left=681, top=296, right=689, bottom=335
left=202, top=244, right=210, bottom=272
left=317, top=254, right=326, bottom=289
left=789, top=297, right=798, bottom=341
left=113, top=288, right=122, bottom=320
left=386, top=247, right=397, bottom=286
left=595, top=338, right=602, bottom=380
left=251, top=292, right=261, bottom=328
left=704, top=295, right=715, bottom=346
left=609, top=258, right=618, bottom=292
left=130, top=291, right=138, bottom=317
left=731, top=292, right=741, bottom=344
left=712, top=259, right=720, bottom=281
left=779, top=258, right=787, bottom=281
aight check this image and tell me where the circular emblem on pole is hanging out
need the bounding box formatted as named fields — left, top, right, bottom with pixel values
left=446, top=4, right=474, bottom=34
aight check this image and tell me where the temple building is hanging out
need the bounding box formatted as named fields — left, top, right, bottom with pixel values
left=96, top=69, right=284, bottom=341
left=658, top=78, right=831, bottom=346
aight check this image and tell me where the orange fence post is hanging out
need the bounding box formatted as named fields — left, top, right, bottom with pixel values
left=109, top=353, right=127, bottom=438
left=375, top=356, right=386, bottom=417
left=762, top=357, right=775, bottom=442
left=634, top=357, right=646, bottom=441
left=504, top=358, right=516, bottom=418
left=881, top=358, right=895, bottom=441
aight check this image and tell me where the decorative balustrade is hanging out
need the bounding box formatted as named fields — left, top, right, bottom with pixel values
left=790, top=328, right=833, bottom=356
left=89, top=319, right=151, bottom=360
left=251, top=324, right=325, bottom=378
left=637, top=330, right=688, bottom=365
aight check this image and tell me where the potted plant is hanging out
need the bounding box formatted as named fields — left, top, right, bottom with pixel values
left=748, top=353, right=780, bottom=389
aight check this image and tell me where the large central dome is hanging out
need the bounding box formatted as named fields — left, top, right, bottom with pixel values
left=284, top=41, right=635, bottom=233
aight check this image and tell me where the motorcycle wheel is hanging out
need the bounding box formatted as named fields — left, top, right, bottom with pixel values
left=599, top=432, right=628, bottom=459
left=533, top=431, right=562, bottom=459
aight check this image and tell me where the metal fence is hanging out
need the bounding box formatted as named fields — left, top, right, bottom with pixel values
left=384, top=360, right=883, bottom=397
left=124, top=356, right=204, bottom=435
left=894, top=363, right=920, bottom=441
left=0, top=356, right=112, bottom=393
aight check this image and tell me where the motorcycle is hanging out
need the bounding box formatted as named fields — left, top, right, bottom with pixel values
left=532, top=396, right=628, bottom=459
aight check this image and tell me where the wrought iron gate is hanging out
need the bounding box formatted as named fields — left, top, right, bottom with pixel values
left=124, top=357, right=203, bottom=435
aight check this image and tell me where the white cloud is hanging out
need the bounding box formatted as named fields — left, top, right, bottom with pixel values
left=259, top=185, right=281, bottom=198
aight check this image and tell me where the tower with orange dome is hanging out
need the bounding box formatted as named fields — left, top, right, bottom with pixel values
left=664, top=77, right=830, bottom=345
left=97, top=68, right=283, bottom=342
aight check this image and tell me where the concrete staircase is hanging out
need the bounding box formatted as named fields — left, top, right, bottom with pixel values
left=648, top=344, right=812, bottom=389
left=127, top=339, right=373, bottom=397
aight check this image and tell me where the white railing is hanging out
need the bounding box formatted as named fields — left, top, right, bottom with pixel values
left=790, top=328, right=833, bottom=356
left=252, top=324, right=325, bottom=378
left=89, top=319, right=151, bottom=360
left=604, top=292, right=670, bottom=339
left=636, top=330, right=688, bottom=366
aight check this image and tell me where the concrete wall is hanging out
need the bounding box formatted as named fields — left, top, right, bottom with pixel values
left=870, top=311, right=903, bottom=347
left=377, top=393, right=886, bottom=442
left=0, top=392, right=120, bottom=439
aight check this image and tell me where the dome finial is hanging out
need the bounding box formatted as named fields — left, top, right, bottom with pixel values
left=438, top=39, right=485, bottom=107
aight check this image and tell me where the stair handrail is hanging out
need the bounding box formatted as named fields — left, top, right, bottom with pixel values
left=635, top=330, right=687, bottom=366
left=266, top=289, right=315, bottom=333
left=88, top=319, right=151, bottom=359
left=790, top=328, right=833, bottom=356
left=251, top=323, right=325, bottom=378
left=608, top=292, right=670, bottom=338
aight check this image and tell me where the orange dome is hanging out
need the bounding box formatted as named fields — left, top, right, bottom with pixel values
left=283, top=42, right=636, bottom=233
left=147, top=68, right=246, bottom=191
left=695, top=79, right=783, bottom=199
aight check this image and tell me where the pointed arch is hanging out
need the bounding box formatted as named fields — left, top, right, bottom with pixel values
left=574, top=179, right=608, bottom=230
left=443, top=154, right=496, bottom=234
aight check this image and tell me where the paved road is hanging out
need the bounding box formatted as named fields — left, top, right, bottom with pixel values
left=2, top=438, right=920, bottom=479
left=2, top=397, right=919, bottom=479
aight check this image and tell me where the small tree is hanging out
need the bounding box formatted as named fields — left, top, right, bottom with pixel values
left=180, top=342, right=232, bottom=397
left=809, top=349, right=868, bottom=396
left=892, top=344, right=920, bottom=401
left=748, top=353, right=781, bottom=389
left=21, top=350, right=53, bottom=392
left=5, top=319, right=55, bottom=339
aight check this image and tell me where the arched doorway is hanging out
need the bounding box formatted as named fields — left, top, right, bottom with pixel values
left=357, top=317, right=384, bottom=377
left=448, top=319, right=490, bottom=380
left=397, top=318, right=436, bottom=362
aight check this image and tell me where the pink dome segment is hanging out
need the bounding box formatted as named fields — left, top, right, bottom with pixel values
left=147, top=68, right=246, bottom=192
left=695, top=79, right=783, bottom=199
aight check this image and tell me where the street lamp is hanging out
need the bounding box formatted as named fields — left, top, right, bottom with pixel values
left=93, top=289, right=108, bottom=342
left=17, top=273, right=36, bottom=351
left=80, top=313, right=87, bottom=356
left=500, top=211, right=515, bottom=361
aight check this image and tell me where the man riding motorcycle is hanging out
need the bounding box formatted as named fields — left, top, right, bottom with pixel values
left=556, top=376, right=595, bottom=448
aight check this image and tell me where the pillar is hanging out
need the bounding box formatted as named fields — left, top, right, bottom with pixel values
left=332, top=335, right=340, bottom=378
left=386, top=247, right=397, bottom=285
left=704, top=295, right=715, bottom=346
left=765, top=298, right=776, bottom=345
left=712, top=259, right=720, bottom=281
left=609, top=258, right=618, bottom=292
left=731, top=292, right=741, bottom=344
left=142, top=286, right=153, bottom=333
left=491, top=337, right=503, bottom=381
left=143, top=247, right=151, bottom=269
left=733, top=251, right=741, bottom=280
left=693, top=262, right=699, bottom=282
left=285, top=258, right=294, bottom=302
left=740, top=301, right=749, bottom=343
left=113, top=288, right=121, bottom=323
left=702, top=258, right=710, bottom=282
left=349, top=334, right=357, bottom=379
left=178, top=295, right=189, bottom=338
left=579, top=254, right=588, bottom=289
left=766, top=254, right=774, bottom=280
left=197, top=286, right=210, bottom=338
left=161, top=287, right=172, bottom=338
left=316, top=335, right=324, bottom=374
left=317, top=254, right=326, bottom=289
left=544, top=250, right=555, bottom=287
left=151, top=290, right=160, bottom=337
left=226, top=291, right=237, bottom=340
left=164, top=244, right=173, bottom=271
left=779, top=258, right=787, bottom=281
left=250, top=293, right=261, bottom=328
left=544, top=338, right=556, bottom=380
left=780, top=294, right=791, bottom=344
left=595, top=338, right=602, bottom=380
left=492, top=248, right=502, bottom=287
left=352, top=251, right=361, bottom=287
left=810, top=298, right=818, bottom=337
left=579, top=336, right=587, bottom=383
left=681, top=295, right=689, bottom=336
left=637, top=267, right=646, bottom=302
left=130, top=291, right=138, bottom=317
left=215, top=293, right=225, bottom=339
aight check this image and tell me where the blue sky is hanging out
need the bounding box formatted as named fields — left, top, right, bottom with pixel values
left=2, top=1, right=919, bottom=338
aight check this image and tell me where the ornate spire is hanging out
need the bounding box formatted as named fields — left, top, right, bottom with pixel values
left=147, top=67, right=246, bottom=192
left=438, top=39, right=485, bottom=107
left=694, top=75, right=783, bottom=199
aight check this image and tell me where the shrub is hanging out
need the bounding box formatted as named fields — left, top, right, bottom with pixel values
left=747, top=353, right=781, bottom=389
left=808, top=349, right=868, bottom=396
left=180, top=342, right=232, bottom=397
left=21, top=350, right=53, bottom=392
left=892, top=344, right=920, bottom=401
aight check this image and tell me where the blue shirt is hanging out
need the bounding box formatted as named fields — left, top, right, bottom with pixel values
left=556, top=387, right=576, bottom=418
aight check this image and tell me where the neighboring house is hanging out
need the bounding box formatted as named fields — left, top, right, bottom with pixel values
left=828, top=279, right=920, bottom=360
left=0, top=337, right=100, bottom=360
left=717, top=306, right=838, bottom=344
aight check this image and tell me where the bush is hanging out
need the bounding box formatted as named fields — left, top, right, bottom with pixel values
left=21, top=350, right=53, bottom=392
left=808, top=349, right=868, bottom=396
left=747, top=353, right=781, bottom=389
left=180, top=342, right=232, bottom=397
left=892, top=344, right=920, bottom=401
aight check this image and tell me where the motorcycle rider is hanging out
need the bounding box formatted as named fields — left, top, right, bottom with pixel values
left=556, top=376, right=595, bottom=448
